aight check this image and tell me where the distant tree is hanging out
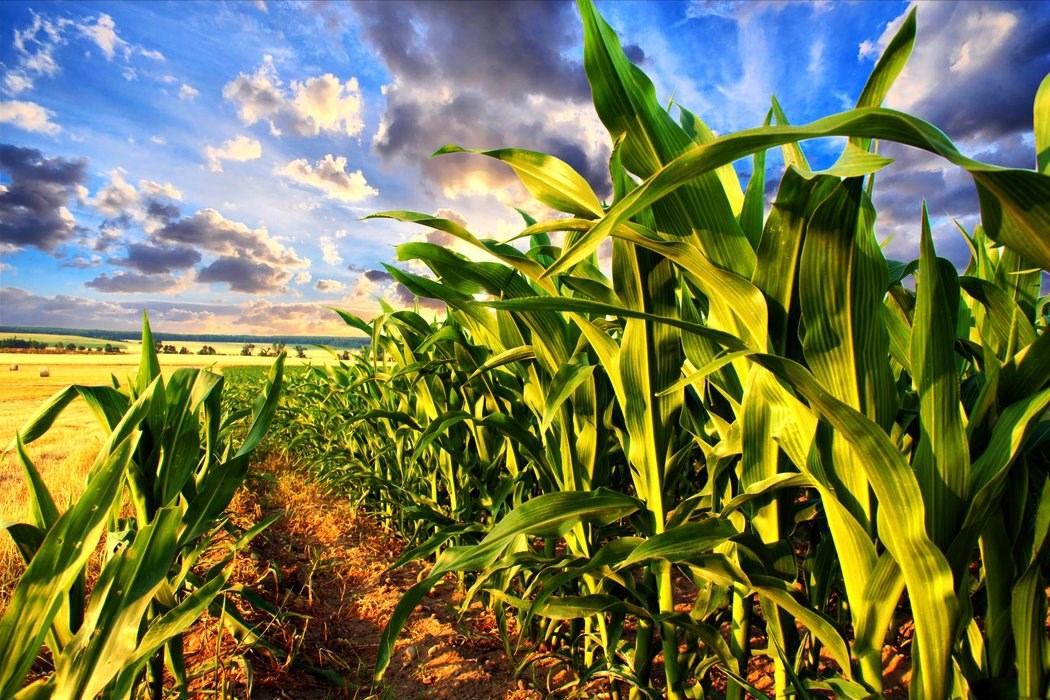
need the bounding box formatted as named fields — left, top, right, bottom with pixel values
left=65, top=343, right=76, bottom=351
left=154, top=339, right=163, bottom=352
left=179, top=346, right=190, bottom=355
left=199, top=345, right=217, bottom=355
left=294, top=345, right=307, bottom=359
left=340, top=350, right=350, bottom=361
left=259, top=347, right=273, bottom=357
left=162, top=344, right=177, bottom=354
left=241, top=343, right=255, bottom=356
left=78, top=345, right=86, bottom=351
left=271, top=341, right=286, bottom=356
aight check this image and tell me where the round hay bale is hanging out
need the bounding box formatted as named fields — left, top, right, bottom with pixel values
left=39, top=367, right=50, bottom=377
left=8, top=364, right=17, bottom=371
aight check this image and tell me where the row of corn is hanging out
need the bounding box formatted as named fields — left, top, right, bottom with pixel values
left=276, top=2, right=1050, bottom=697
left=1, top=317, right=285, bottom=698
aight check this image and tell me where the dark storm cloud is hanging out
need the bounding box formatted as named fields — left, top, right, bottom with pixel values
left=85, top=271, right=179, bottom=293
left=354, top=0, right=614, bottom=197
left=364, top=269, right=393, bottom=283
left=116, top=242, right=201, bottom=274
left=0, top=144, right=87, bottom=250
left=198, top=255, right=291, bottom=294
left=884, top=2, right=1050, bottom=142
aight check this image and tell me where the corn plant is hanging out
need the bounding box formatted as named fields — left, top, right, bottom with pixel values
left=273, top=2, right=1049, bottom=697
left=0, top=313, right=285, bottom=698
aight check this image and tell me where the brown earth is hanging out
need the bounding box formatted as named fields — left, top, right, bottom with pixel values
left=186, top=453, right=545, bottom=699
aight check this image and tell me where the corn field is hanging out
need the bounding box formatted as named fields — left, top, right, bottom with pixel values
left=274, top=1, right=1050, bottom=698
left=0, top=315, right=285, bottom=698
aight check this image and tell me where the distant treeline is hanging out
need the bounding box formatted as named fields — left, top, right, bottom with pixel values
left=0, top=325, right=370, bottom=350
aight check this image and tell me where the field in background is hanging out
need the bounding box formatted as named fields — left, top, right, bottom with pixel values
left=0, top=349, right=327, bottom=587
left=1, top=332, right=128, bottom=350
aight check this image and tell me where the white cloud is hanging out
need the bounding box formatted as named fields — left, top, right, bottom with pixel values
left=3, top=72, right=33, bottom=94
left=0, top=100, right=61, bottom=134
left=150, top=135, right=166, bottom=144
left=138, top=179, right=182, bottom=200
left=92, top=168, right=138, bottom=216
left=295, top=271, right=312, bottom=285
left=222, top=57, right=365, bottom=138
left=178, top=83, right=199, bottom=101
left=318, top=235, right=343, bottom=265
left=277, top=154, right=377, bottom=201
left=139, top=48, right=165, bottom=61
left=78, top=13, right=129, bottom=61
left=204, top=135, right=262, bottom=172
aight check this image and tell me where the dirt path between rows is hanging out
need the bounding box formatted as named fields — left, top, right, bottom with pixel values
left=200, top=454, right=544, bottom=699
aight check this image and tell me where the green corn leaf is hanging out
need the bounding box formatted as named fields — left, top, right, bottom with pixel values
left=485, top=296, right=747, bottom=352
left=328, top=306, right=372, bottom=336
left=577, top=0, right=754, bottom=276
left=912, top=205, right=970, bottom=548
left=540, top=358, right=597, bottom=432
left=851, top=7, right=916, bottom=148
left=135, top=311, right=162, bottom=397
left=11, top=435, right=59, bottom=530
left=235, top=351, right=284, bottom=458
left=0, top=433, right=138, bottom=696
left=434, top=145, right=604, bottom=218
left=1036, top=73, right=1050, bottom=174
left=543, top=107, right=1050, bottom=278
left=752, top=353, right=957, bottom=699
left=51, top=507, right=183, bottom=698
left=621, top=519, right=740, bottom=567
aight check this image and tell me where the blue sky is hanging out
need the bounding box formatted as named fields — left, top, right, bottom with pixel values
left=1, top=0, right=1047, bottom=335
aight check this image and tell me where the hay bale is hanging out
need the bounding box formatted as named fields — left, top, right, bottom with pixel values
left=39, top=367, right=50, bottom=377
left=8, top=364, right=17, bottom=371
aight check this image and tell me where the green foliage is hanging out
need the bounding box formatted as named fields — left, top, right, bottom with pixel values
left=275, top=3, right=1050, bottom=698
left=0, top=313, right=285, bottom=698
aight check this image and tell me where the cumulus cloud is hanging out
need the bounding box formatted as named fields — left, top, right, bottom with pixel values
left=352, top=1, right=612, bottom=204
left=178, top=83, right=199, bottom=101
left=197, top=255, right=291, bottom=294
left=864, top=2, right=1050, bottom=143
left=277, top=154, right=377, bottom=201
left=155, top=208, right=305, bottom=267
left=0, top=144, right=87, bottom=251
left=114, top=242, right=201, bottom=274
left=0, top=100, right=61, bottom=134
left=314, top=278, right=345, bottom=293
left=204, top=135, right=262, bottom=172
left=138, top=179, right=182, bottom=200
left=86, top=270, right=180, bottom=293
left=87, top=168, right=182, bottom=236
left=92, top=168, right=138, bottom=216
left=222, top=55, right=365, bottom=137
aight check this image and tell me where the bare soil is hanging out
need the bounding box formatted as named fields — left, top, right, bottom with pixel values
left=190, top=454, right=543, bottom=699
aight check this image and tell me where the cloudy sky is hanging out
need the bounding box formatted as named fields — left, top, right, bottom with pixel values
left=1, top=0, right=1047, bottom=336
